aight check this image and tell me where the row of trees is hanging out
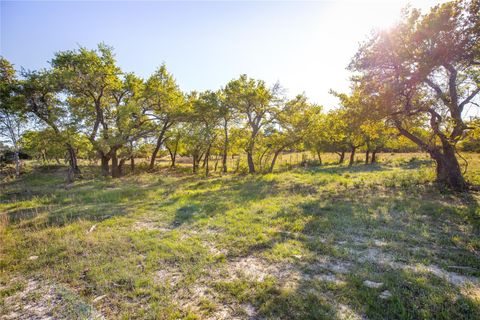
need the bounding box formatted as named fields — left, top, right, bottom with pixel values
left=0, top=47, right=414, bottom=180
left=1, top=0, right=478, bottom=190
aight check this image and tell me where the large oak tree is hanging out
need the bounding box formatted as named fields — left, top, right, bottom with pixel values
left=350, top=0, right=480, bottom=190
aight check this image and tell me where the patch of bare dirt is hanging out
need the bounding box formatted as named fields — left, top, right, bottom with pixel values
left=0, top=277, right=104, bottom=320
left=350, top=247, right=480, bottom=289
left=225, top=256, right=299, bottom=284
left=175, top=282, right=246, bottom=320
left=335, top=303, right=365, bottom=320
left=132, top=220, right=172, bottom=232
left=154, top=268, right=183, bottom=287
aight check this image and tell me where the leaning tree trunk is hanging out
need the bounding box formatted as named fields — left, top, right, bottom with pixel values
left=268, top=150, right=282, bottom=173
left=149, top=137, right=162, bottom=171
left=348, top=147, right=356, bottom=167
left=338, top=151, right=345, bottom=164
left=149, top=123, right=169, bottom=171
left=431, top=145, right=466, bottom=191
left=316, top=150, right=322, bottom=166
left=247, top=152, right=255, bottom=174
left=365, top=150, right=370, bottom=165
left=167, top=141, right=178, bottom=168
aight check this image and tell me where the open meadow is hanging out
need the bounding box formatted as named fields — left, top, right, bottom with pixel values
left=1, top=1, right=480, bottom=319
left=1, top=153, right=479, bottom=319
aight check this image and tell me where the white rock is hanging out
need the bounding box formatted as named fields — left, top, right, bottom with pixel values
left=28, top=256, right=38, bottom=261
left=93, top=294, right=107, bottom=303
left=88, top=225, right=97, bottom=233
left=363, top=280, right=383, bottom=288
left=379, top=290, right=392, bottom=299
left=373, top=239, right=388, bottom=247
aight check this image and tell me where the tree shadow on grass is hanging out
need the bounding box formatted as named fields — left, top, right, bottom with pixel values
left=251, top=258, right=480, bottom=319
left=232, top=186, right=480, bottom=319
left=2, top=169, right=173, bottom=229
left=304, top=163, right=391, bottom=175
left=398, top=158, right=435, bottom=170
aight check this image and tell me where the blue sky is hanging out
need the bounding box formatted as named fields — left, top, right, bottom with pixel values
left=1, top=0, right=444, bottom=108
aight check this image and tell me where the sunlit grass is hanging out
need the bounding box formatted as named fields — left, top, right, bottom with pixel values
left=1, top=153, right=479, bottom=319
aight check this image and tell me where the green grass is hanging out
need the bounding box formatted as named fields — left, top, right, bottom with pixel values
left=1, top=153, right=479, bottom=319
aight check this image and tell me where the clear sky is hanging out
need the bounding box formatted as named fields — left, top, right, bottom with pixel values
left=1, top=0, right=446, bottom=108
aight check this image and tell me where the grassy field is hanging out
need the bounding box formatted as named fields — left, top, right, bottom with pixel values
left=1, top=153, right=480, bottom=319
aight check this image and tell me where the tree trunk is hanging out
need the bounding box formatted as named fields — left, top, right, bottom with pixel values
left=66, top=144, right=81, bottom=175
left=202, top=148, right=210, bottom=169
left=431, top=146, right=466, bottom=191
left=111, top=150, right=121, bottom=178
left=149, top=124, right=168, bottom=171
left=198, top=151, right=205, bottom=168
left=247, top=152, right=255, bottom=174
left=316, top=150, right=322, bottom=166
left=167, top=141, right=178, bottom=168
left=371, top=151, right=377, bottom=164
left=167, top=146, right=174, bottom=167
left=258, top=147, right=271, bottom=171
left=130, top=157, right=135, bottom=173
left=395, top=122, right=467, bottom=191
left=205, top=153, right=210, bottom=177
left=14, top=151, right=20, bottom=177
left=222, top=122, right=228, bottom=173
left=338, top=151, right=345, bottom=164
left=171, top=150, right=177, bottom=167
left=365, top=150, right=370, bottom=165
left=192, top=154, right=197, bottom=173
left=100, top=154, right=110, bottom=177
left=118, top=158, right=126, bottom=176
left=348, top=147, right=356, bottom=167
left=214, top=156, right=219, bottom=172
left=234, top=157, right=240, bottom=173
left=268, top=150, right=281, bottom=173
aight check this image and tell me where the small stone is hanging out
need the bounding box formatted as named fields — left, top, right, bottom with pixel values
left=93, top=294, right=107, bottom=303
left=379, top=290, right=392, bottom=299
left=28, top=256, right=39, bottom=260
left=373, top=239, right=387, bottom=247
left=88, top=225, right=97, bottom=233
left=292, top=254, right=303, bottom=259
left=363, top=280, right=383, bottom=288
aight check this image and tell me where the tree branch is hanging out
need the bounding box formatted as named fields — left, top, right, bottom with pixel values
left=459, top=87, right=480, bottom=110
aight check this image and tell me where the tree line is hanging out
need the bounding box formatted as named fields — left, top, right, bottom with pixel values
left=1, top=0, right=479, bottom=191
